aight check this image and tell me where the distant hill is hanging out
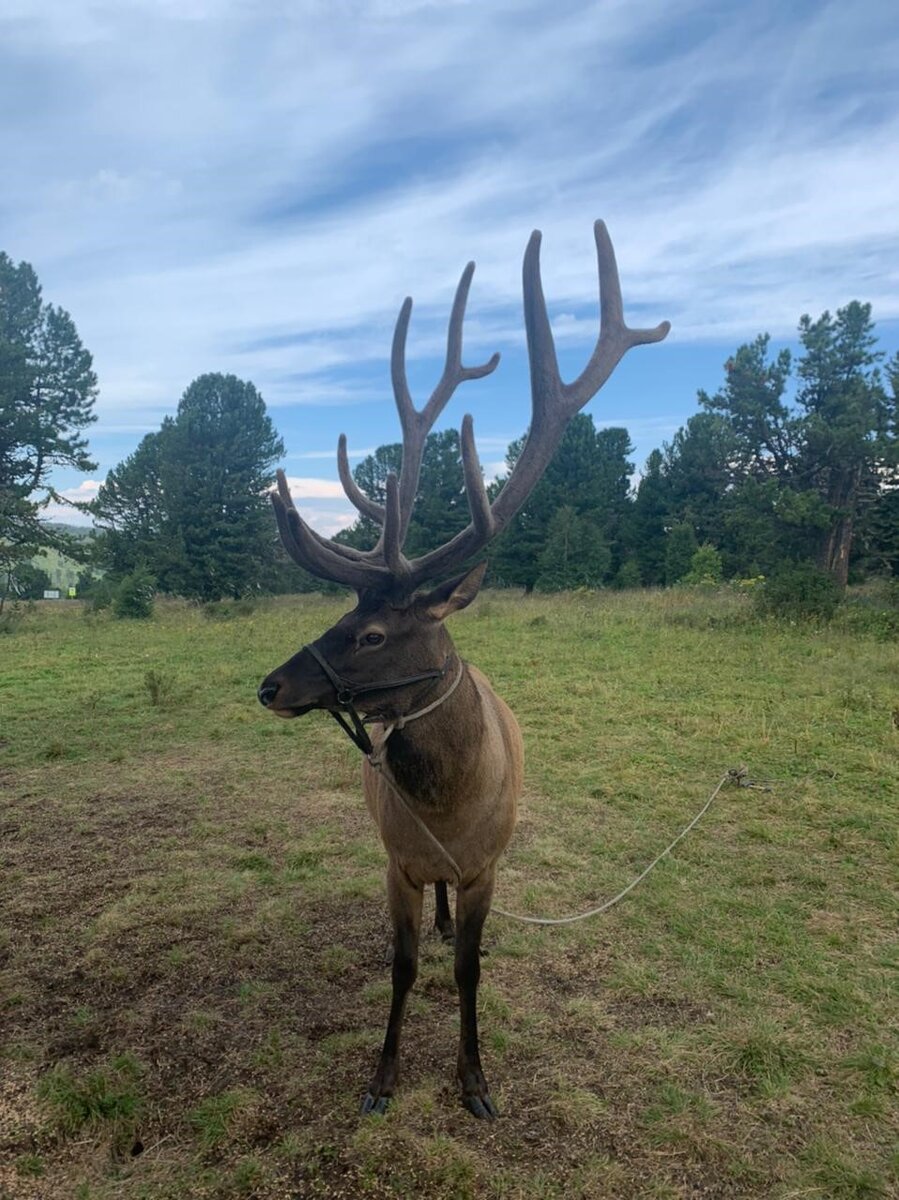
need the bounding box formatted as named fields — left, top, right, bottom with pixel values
left=32, top=524, right=99, bottom=592
left=45, top=522, right=95, bottom=539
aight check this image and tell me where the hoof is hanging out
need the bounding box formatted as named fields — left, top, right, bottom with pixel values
left=361, top=1092, right=391, bottom=1116
left=463, top=1091, right=498, bottom=1120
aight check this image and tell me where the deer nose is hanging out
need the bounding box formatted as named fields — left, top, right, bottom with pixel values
left=257, top=682, right=280, bottom=707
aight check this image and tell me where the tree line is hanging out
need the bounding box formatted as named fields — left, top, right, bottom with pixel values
left=2, top=250, right=897, bottom=611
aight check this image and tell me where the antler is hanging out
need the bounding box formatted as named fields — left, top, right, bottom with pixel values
left=272, top=219, right=670, bottom=592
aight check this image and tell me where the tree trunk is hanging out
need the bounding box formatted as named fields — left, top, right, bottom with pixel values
left=0, top=566, right=13, bottom=615
left=817, top=465, right=862, bottom=590
left=818, top=513, right=853, bottom=589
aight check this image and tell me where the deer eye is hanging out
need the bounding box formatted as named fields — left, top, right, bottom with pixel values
left=362, top=631, right=384, bottom=646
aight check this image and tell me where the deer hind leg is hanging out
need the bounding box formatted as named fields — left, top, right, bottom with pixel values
left=362, top=863, right=423, bottom=1115
left=434, top=881, right=455, bottom=943
left=455, top=867, right=498, bottom=1119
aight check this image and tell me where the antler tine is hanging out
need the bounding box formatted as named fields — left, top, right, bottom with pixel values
left=520, top=228, right=561, bottom=429
left=459, top=414, right=495, bottom=543
left=275, top=467, right=373, bottom=565
left=397, top=416, right=495, bottom=583
left=486, top=221, right=670, bottom=530
left=566, top=220, right=671, bottom=409
left=390, top=297, right=417, bottom=438
left=380, top=472, right=409, bottom=580
left=337, top=433, right=385, bottom=524
left=272, top=471, right=389, bottom=590
left=390, top=265, right=500, bottom=547
left=420, top=262, right=501, bottom=428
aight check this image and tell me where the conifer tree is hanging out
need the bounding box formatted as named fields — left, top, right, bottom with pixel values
left=94, top=374, right=284, bottom=600
left=1, top=252, right=97, bottom=608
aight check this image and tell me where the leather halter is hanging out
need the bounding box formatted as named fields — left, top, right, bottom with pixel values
left=303, top=641, right=453, bottom=756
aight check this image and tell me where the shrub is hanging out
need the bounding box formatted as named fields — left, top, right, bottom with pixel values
left=84, top=577, right=115, bottom=612
left=754, top=561, right=841, bottom=622
left=77, top=568, right=113, bottom=608
left=113, top=566, right=155, bottom=619
left=836, top=586, right=899, bottom=641
left=613, top=559, right=642, bottom=590
left=684, top=544, right=723, bottom=587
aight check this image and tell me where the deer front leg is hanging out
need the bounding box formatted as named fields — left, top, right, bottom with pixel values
left=455, top=868, right=498, bottom=1119
left=434, top=881, right=455, bottom=943
left=362, top=863, right=423, bottom=1115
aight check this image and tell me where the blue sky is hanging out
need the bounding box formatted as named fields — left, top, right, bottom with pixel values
left=3, top=0, right=898, bottom=533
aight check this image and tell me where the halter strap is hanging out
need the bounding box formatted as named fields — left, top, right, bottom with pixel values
left=367, top=661, right=464, bottom=765
left=304, top=641, right=448, bottom=707
left=303, top=641, right=468, bottom=886
left=303, top=642, right=459, bottom=757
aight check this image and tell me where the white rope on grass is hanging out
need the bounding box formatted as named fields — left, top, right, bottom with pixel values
left=370, top=760, right=760, bottom=926
left=492, top=769, right=735, bottom=926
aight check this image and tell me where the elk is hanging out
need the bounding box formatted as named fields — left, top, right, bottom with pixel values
left=258, top=221, right=669, bottom=1119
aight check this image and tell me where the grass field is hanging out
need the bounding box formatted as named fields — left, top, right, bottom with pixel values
left=1, top=589, right=896, bottom=1199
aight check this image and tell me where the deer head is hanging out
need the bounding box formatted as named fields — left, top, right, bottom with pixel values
left=258, top=221, right=669, bottom=719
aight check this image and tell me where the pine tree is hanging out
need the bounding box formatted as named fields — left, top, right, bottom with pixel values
left=796, top=303, right=890, bottom=587
left=664, top=522, right=698, bottom=584
left=695, top=310, right=895, bottom=587
left=491, top=415, right=633, bottom=590
left=0, top=253, right=97, bottom=608
left=94, top=374, right=284, bottom=600
left=535, top=506, right=611, bottom=590
left=628, top=449, right=669, bottom=586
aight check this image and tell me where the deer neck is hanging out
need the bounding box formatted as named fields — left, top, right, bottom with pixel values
left=382, top=659, right=483, bottom=809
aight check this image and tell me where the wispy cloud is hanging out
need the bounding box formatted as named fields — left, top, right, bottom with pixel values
left=4, top=0, right=898, bottom=533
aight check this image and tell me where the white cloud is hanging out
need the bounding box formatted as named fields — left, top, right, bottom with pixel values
left=60, top=480, right=103, bottom=500
left=4, top=0, right=898, bottom=508
left=286, top=500, right=357, bottom=538
left=281, top=476, right=346, bottom=500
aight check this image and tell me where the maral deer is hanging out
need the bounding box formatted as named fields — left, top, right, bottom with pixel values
left=258, top=221, right=668, bottom=1118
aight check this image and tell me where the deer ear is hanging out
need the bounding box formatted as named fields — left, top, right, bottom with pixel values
left=416, top=562, right=487, bottom=621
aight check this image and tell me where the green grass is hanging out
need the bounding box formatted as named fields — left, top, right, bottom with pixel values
left=187, top=1089, right=259, bottom=1149
left=0, top=588, right=896, bottom=1199
left=37, top=1054, right=143, bottom=1133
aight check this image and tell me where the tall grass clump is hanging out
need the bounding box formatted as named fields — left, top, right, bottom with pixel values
left=37, top=1055, right=143, bottom=1133
left=0, top=602, right=26, bottom=635
left=202, top=596, right=258, bottom=620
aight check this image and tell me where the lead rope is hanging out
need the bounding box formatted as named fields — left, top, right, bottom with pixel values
left=493, top=768, right=737, bottom=925
left=365, top=665, right=466, bottom=887
left=357, top=664, right=768, bottom=924
left=366, top=763, right=766, bottom=925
